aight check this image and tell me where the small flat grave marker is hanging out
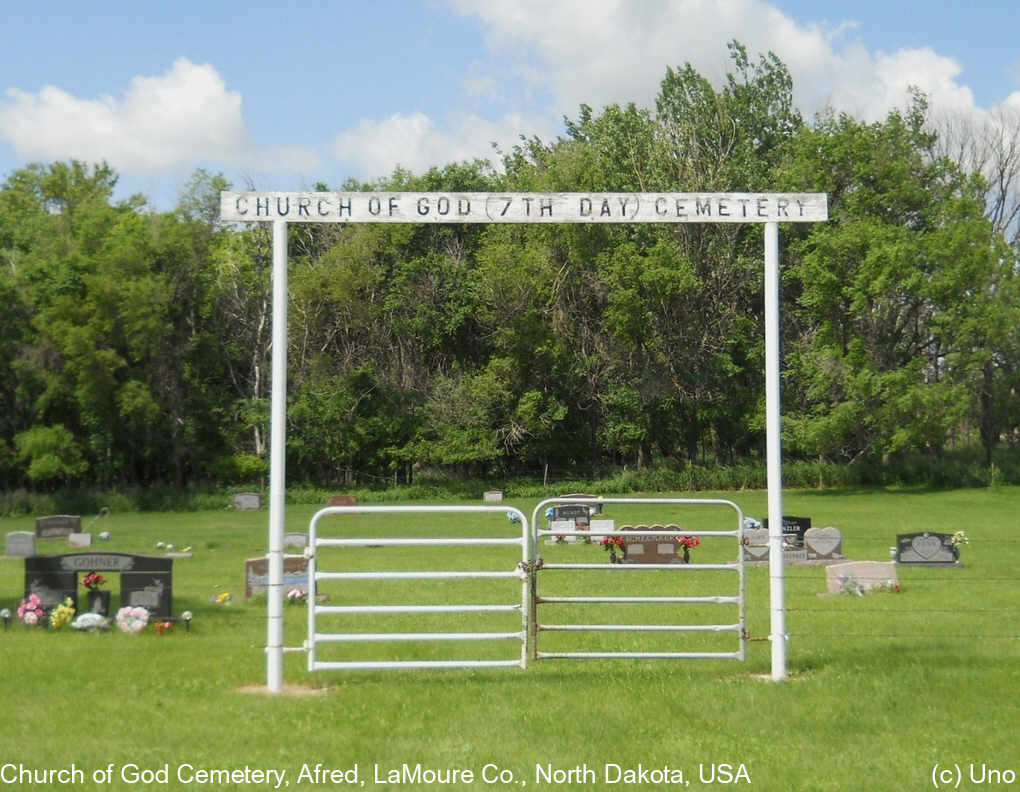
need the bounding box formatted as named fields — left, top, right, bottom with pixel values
left=35, top=515, right=81, bottom=539
left=805, top=526, right=844, bottom=561
left=826, top=560, right=898, bottom=594
left=896, top=532, right=958, bottom=564
left=233, top=492, right=261, bottom=510
left=6, top=531, right=35, bottom=557
left=68, top=532, right=92, bottom=548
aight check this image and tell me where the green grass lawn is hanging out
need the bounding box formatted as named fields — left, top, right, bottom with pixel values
left=1, top=487, right=1017, bottom=791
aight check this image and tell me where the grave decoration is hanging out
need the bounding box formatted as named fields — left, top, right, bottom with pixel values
left=17, top=593, right=45, bottom=627
left=895, top=532, right=961, bottom=565
left=677, top=534, right=701, bottom=563
left=599, top=535, right=627, bottom=563
left=82, top=571, right=110, bottom=615
left=49, top=598, right=75, bottom=630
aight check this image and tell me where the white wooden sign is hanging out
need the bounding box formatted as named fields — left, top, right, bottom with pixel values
left=221, top=191, right=827, bottom=224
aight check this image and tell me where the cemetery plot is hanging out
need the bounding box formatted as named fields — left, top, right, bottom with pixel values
left=23, top=552, right=174, bottom=618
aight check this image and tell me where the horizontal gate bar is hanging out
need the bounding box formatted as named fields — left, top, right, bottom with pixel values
left=536, top=529, right=739, bottom=537
left=537, top=595, right=738, bottom=605
left=316, top=604, right=521, bottom=614
left=315, top=537, right=523, bottom=547
left=538, top=562, right=739, bottom=571
left=311, top=659, right=524, bottom=670
left=316, top=570, right=522, bottom=580
left=538, top=623, right=741, bottom=633
left=536, top=651, right=743, bottom=660
left=314, top=631, right=523, bottom=642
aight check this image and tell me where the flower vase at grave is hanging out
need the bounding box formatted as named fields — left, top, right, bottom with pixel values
left=682, top=546, right=690, bottom=564
left=87, top=589, right=111, bottom=616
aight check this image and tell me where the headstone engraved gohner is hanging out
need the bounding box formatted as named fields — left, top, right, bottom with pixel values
left=24, top=552, right=174, bottom=617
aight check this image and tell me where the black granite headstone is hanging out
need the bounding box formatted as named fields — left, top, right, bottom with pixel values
left=24, top=552, right=174, bottom=617
left=895, top=532, right=958, bottom=564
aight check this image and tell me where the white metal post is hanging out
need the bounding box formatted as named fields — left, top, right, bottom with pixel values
left=764, top=221, right=786, bottom=681
left=267, top=219, right=288, bottom=692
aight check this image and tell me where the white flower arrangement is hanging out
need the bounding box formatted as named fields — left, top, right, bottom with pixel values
left=116, top=606, right=150, bottom=633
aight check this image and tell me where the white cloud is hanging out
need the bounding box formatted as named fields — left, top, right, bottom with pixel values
left=330, top=111, right=550, bottom=179
left=446, top=0, right=1003, bottom=125
left=0, top=58, right=319, bottom=175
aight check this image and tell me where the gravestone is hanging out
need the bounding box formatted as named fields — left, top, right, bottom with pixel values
left=560, top=494, right=602, bottom=515
left=548, top=519, right=578, bottom=542
left=742, top=527, right=771, bottom=562
left=482, top=490, right=503, bottom=503
left=896, top=532, right=958, bottom=564
left=621, top=524, right=682, bottom=564
left=68, top=532, right=92, bottom=547
left=551, top=504, right=590, bottom=528
left=825, top=560, right=898, bottom=594
left=804, top=526, right=843, bottom=561
left=245, top=555, right=310, bottom=598
left=6, top=531, right=35, bottom=557
left=233, top=492, right=261, bottom=510
left=283, top=532, right=308, bottom=549
left=589, top=519, right=616, bottom=537
left=764, top=515, right=811, bottom=549
left=326, top=494, right=357, bottom=507
left=24, top=552, right=174, bottom=617
left=35, top=515, right=81, bottom=539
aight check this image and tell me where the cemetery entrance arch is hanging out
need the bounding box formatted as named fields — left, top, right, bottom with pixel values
left=220, top=190, right=828, bottom=690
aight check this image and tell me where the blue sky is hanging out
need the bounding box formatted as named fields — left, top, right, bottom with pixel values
left=2, top=0, right=1018, bottom=209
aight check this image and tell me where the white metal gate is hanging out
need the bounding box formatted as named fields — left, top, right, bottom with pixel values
left=529, top=497, right=746, bottom=661
left=306, top=505, right=530, bottom=671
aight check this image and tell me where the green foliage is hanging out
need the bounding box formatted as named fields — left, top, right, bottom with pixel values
left=13, top=424, right=87, bottom=483
left=0, top=43, right=1018, bottom=492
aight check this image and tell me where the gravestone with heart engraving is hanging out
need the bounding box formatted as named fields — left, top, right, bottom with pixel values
left=742, top=527, right=771, bottom=562
left=895, top=532, right=958, bottom=564
left=805, top=526, right=844, bottom=560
